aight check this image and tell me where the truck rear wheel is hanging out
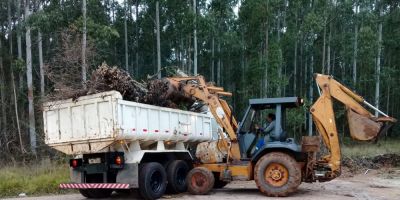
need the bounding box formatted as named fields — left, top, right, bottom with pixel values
left=254, top=152, right=301, bottom=197
left=78, top=189, right=112, bottom=198
left=166, top=160, right=189, bottom=193
left=79, top=189, right=92, bottom=198
left=139, top=162, right=167, bottom=200
left=186, top=167, right=214, bottom=195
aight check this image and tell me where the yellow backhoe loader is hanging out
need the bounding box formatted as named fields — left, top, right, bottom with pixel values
left=165, top=73, right=397, bottom=197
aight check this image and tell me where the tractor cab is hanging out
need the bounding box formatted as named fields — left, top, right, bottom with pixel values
left=238, top=97, right=304, bottom=159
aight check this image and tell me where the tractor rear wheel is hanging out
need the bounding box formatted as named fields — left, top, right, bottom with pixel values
left=254, top=152, right=301, bottom=197
left=186, top=167, right=214, bottom=195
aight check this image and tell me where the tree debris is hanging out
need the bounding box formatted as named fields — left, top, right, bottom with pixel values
left=47, top=63, right=193, bottom=109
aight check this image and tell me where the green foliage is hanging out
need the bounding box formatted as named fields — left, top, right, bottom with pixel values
left=267, top=42, right=287, bottom=96
left=1, top=0, right=400, bottom=162
left=301, top=11, right=324, bottom=41
left=359, top=26, right=378, bottom=67
left=12, top=59, right=25, bottom=73
left=286, top=108, right=305, bottom=131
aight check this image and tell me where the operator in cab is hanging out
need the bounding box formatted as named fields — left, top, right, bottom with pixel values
left=254, top=113, right=283, bottom=150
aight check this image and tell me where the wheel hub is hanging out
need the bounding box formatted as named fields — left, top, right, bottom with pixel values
left=271, top=169, right=282, bottom=180
left=192, top=172, right=206, bottom=187
left=265, top=163, right=289, bottom=187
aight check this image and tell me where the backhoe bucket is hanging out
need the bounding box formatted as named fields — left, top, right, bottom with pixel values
left=347, top=108, right=382, bottom=141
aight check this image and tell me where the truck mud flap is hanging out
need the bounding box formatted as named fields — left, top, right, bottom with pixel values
left=59, top=183, right=130, bottom=189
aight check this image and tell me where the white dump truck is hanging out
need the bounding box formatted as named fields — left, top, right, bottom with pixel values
left=43, top=90, right=218, bottom=199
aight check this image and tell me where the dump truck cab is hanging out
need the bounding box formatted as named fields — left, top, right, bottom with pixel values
left=238, top=97, right=305, bottom=161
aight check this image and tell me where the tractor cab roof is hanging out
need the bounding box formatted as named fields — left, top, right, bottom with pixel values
left=249, top=97, right=303, bottom=110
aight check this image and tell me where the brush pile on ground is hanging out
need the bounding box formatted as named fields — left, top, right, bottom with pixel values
left=48, top=63, right=191, bottom=109
left=342, top=154, right=400, bottom=173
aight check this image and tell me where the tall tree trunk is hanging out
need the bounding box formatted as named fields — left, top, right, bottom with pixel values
left=0, top=32, right=6, bottom=135
left=353, top=3, right=358, bottom=85
left=211, top=36, right=215, bottom=82
left=25, top=0, right=37, bottom=154
left=264, top=20, right=269, bottom=97
left=135, top=0, right=139, bottom=76
left=82, top=0, right=87, bottom=88
left=17, top=0, right=23, bottom=89
left=375, top=3, right=382, bottom=117
left=180, top=37, right=184, bottom=70
left=386, top=83, right=390, bottom=115
left=299, top=41, right=303, bottom=96
left=38, top=30, right=44, bottom=97
left=217, top=41, right=221, bottom=85
left=327, top=21, right=332, bottom=74
left=8, top=0, right=13, bottom=55
left=322, top=4, right=327, bottom=74
left=276, top=7, right=282, bottom=96
left=187, top=35, right=191, bottom=74
left=10, top=0, right=23, bottom=151
left=124, top=0, right=129, bottom=72
left=308, top=54, right=314, bottom=136
left=240, top=32, right=244, bottom=87
left=156, top=0, right=161, bottom=78
left=11, top=71, right=24, bottom=152
left=193, top=0, right=197, bottom=75
left=322, top=20, right=326, bottom=74
left=293, top=12, right=297, bottom=95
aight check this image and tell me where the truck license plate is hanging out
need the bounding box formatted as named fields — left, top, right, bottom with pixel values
left=88, top=158, right=101, bottom=164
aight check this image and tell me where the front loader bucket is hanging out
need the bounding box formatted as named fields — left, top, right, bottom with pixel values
left=347, top=108, right=382, bottom=141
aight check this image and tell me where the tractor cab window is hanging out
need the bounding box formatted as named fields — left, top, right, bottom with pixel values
left=239, top=108, right=256, bottom=133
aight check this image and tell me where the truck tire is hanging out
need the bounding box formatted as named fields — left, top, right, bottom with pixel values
left=139, top=162, right=167, bottom=200
left=186, top=167, right=214, bottom=195
left=254, top=152, right=301, bottom=197
left=79, top=189, right=92, bottom=198
left=166, top=160, right=189, bottom=193
left=78, top=189, right=112, bottom=198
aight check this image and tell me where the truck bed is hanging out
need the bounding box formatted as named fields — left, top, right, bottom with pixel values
left=43, top=91, right=213, bottom=155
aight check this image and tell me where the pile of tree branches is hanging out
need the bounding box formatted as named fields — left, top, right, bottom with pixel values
left=48, top=63, right=192, bottom=109
left=87, top=63, right=148, bottom=102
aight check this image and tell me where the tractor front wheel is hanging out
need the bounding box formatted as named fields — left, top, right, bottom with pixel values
left=186, top=167, right=214, bottom=195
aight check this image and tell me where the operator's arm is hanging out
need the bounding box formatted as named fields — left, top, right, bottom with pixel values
left=261, top=121, right=275, bottom=134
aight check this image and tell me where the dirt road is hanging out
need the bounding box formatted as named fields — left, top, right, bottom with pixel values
left=3, top=169, right=400, bottom=200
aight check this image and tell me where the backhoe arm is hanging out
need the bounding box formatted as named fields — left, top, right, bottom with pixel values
left=166, top=76, right=241, bottom=161
left=310, top=74, right=396, bottom=178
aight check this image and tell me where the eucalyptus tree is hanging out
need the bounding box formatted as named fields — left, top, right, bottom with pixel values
left=25, top=0, right=36, bottom=154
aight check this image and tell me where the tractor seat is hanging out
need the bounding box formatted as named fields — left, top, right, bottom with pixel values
left=270, top=131, right=287, bottom=142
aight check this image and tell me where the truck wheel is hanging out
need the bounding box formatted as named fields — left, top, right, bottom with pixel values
left=79, top=189, right=92, bottom=198
left=254, top=152, right=301, bottom=197
left=186, top=167, right=214, bottom=195
left=166, top=160, right=189, bottom=193
left=78, top=189, right=112, bottom=198
left=139, top=162, right=167, bottom=200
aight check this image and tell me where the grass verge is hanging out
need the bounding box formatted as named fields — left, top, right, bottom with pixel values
left=342, top=139, right=400, bottom=158
left=0, top=162, right=70, bottom=198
